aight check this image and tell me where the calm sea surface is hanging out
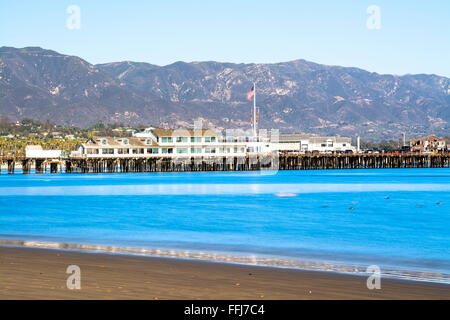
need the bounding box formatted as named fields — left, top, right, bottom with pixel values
left=1, top=168, right=449, bottom=283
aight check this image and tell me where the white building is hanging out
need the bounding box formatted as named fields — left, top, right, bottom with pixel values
left=72, top=127, right=357, bottom=158
left=409, top=135, right=446, bottom=153
left=269, top=134, right=356, bottom=153
left=25, top=145, right=62, bottom=159
left=269, top=134, right=309, bottom=153
left=74, top=128, right=268, bottom=158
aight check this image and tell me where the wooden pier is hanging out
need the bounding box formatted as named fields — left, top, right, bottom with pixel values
left=1, top=153, right=449, bottom=174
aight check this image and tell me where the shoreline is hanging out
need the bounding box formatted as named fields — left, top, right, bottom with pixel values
left=1, top=239, right=449, bottom=285
left=1, top=246, right=449, bottom=299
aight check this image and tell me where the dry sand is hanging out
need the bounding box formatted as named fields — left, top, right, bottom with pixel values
left=0, top=246, right=449, bottom=299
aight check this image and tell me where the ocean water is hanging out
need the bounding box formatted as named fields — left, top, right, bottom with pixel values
left=0, top=168, right=449, bottom=283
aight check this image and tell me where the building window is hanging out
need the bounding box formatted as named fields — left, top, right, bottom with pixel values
left=162, top=148, right=173, bottom=154
left=86, top=148, right=99, bottom=154
left=176, top=137, right=188, bottom=143
left=218, top=147, right=225, bottom=153
left=190, top=147, right=202, bottom=154
left=176, top=148, right=188, bottom=154
left=190, top=137, right=202, bottom=143
left=161, top=137, right=173, bottom=143
left=98, top=138, right=108, bottom=145
left=118, top=148, right=129, bottom=154
left=205, top=137, right=216, bottom=143
left=119, top=138, right=129, bottom=145
left=147, top=148, right=159, bottom=154
left=102, top=148, right=114, bottom=155
left=144, top=139, right=152, bottom=145
left=321, top=143, right=326, bottom=147
left=132, top=148, right=144, bottom=154
left=205, top=147, right=216, bottom=153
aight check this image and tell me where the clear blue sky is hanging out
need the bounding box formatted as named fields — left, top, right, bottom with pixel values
left=1, top=0, right=449, bottom=76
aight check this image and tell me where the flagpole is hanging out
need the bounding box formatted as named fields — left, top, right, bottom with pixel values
left=253, top=82, right=257, bottom=137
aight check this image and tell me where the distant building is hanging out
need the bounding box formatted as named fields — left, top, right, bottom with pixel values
left=409, top=135, right=446, bottom=152
left=269, top=134, right=356, bottom=153
left=25, top=145, right=61, bottom=159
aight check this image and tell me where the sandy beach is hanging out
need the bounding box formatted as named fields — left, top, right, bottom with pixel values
left=0, top=246, right=449, bottom=300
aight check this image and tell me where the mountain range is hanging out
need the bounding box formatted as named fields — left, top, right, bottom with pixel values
left=0, top=46, right=449, bottom=139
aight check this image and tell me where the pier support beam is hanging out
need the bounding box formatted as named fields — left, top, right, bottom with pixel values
left=35, top=160, right=44, bottom=174
left=50, top=163, right=58, bottom=174
left=7, top=159, right=15, bottom=174
left=22, top=160, right=31, bottom=174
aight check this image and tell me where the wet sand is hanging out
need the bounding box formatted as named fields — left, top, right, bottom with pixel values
left=0, top=246, right=449, bottom=299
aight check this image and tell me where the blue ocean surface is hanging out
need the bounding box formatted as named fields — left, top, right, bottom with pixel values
left=0, top=168, right=449, bottom=283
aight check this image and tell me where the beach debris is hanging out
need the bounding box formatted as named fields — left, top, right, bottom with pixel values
left=436, top=202, right=441, bottom=205
left=275, top=193, right=297, bottom=197
left=349, top=206, right=354, bottom=210
left=385, top=196, right=389, bottom=199
left=235, top=282, right=240, bottom=286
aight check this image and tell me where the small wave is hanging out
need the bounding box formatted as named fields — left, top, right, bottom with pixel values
left=275, top=193, right=297, bottom=197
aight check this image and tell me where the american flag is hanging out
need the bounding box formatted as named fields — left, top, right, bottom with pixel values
left=247, top=86, right=254, bottom=101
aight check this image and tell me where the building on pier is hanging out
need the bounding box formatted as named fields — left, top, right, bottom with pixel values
left=73, top=128, right=359, bottom=158
left=269, top=134, right=356, bottom=153
left=409, top=135, right=446, bottom=153
left=25, top=145, right=61, bottom=158
left=74, top=128, right=269, bottom=158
